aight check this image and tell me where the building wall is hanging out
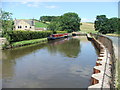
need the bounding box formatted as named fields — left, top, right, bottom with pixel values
left=14, top=20, right=35, bottom=31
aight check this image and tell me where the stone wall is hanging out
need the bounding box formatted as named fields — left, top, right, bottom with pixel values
left=91, top=34, right=116, bottom=89
left=88, top=37, right=111, bottom=89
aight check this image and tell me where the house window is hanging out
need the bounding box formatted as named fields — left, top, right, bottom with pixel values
left=25, top=26, right=27, bottom=28
left=18, top=26, right=22, bottom=28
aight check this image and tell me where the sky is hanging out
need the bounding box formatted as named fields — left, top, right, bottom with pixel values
left=2, top=2, right=118, bottom=22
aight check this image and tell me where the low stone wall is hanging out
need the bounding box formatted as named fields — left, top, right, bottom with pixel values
left=92, top=34, right=116, bottom=89
left=88, top=37, right=111, bottom=89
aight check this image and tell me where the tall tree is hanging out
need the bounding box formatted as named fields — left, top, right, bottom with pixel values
left=107, top=18, right=119, bottom=33
left=1, top=9, right=13, bottom=36
left=40, top=16, right=59, bottom=22
left=94, top=15, right=108, bottom=34
left=48, top=12, right=81, bottom=33
left=94, top=15, right=119, bottom=34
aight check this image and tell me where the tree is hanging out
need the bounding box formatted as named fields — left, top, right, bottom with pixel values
left=47, top=17, right=60, bottom=33
left=107, top=18, right=119, bottom=33
left=94, top=15, right=119, bottom=34
left=118, top=18, right=120, bottom=34
left=40, top=16, right=59, bottom=22
left=48, top=12, right=81, bottom=33
left=1, top=9, right=14, bottom=36
left=94, top=15, right=108, bottom=34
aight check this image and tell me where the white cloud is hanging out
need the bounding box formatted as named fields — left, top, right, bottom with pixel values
left=21, top=2, right=28, bottom=4
left=45, top=5, right=57, bottom=9
left=20, top=2, right=41, bottom=7
left=27, top=3, right=40, bottom=7
left=20, top=2, right=57, bottom=8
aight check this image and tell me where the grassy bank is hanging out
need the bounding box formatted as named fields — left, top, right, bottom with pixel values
left=106, top=33, right=120, bottom=37
left=35, top=22, right=48, bottom=28
left=80, top=22, right=98, bottom=33
left=2, top=38, right=47, bottom=49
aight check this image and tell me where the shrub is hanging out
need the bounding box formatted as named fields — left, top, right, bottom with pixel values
left=4, top=30, right=53, bottom=43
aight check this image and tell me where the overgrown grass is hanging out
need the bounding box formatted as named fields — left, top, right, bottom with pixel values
left=11, top=38, right=47, bottom=48
left=80, top=22, right=98, bottom=33
left=35, top=22, right=48, bottom=28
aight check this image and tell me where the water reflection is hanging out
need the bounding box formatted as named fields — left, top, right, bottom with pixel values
left=2, top=36, right=98, bottom=88
left=47, top=38, right=81, bottom=58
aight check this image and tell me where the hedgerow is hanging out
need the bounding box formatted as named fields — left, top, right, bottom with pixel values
left=4, top=30, right=53, bottom=43
left=3, top=30, right=67, bottom=43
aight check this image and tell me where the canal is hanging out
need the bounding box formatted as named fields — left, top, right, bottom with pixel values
left=2, top=36, right=98, bottom=88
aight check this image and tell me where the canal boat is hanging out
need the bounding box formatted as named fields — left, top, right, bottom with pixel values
left=47, top=33, right=68, bottom=40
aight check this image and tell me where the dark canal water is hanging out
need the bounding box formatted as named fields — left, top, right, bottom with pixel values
left=2, top=36, right=98, bottom=88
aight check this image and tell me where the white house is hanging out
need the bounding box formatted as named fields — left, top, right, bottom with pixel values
left=14, top=19, right=35, bottom=31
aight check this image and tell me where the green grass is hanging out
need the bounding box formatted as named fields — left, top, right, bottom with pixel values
left=80, top=22, right=98, bottom=33
left=35, top=22, right=48, bottom=28
left=106, top=33, right=120, bottom=37
left=11, top=38, right=47, bottom=47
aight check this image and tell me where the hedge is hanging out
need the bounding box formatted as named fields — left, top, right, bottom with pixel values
left=4, top=30, right=53, bottom=43
left=3, top=30, right=67, bottom=43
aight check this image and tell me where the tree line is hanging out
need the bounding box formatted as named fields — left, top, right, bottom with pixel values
left=40, top=16, right=59, bottom=22
left=94, top=15, right=120, bottom=34
left=46, top=12, right=81, bottom=33
left=1, top=9, right=119, bottom=36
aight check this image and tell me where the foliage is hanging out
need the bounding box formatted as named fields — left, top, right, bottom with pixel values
left=107, top=18, right=119, bottom=33
left=40, top=16, right=59, bottom=22
left=47, top=17, right=60, bottom=33
left=48, top=12, right=81, bottom=33
left=3, top=30, right=67, bottom=43
left=1, top=9, right=14, bottom=36
left=94, top=15, right=120, bottom=34
left=94, top=15, right=108, bottom=34
left=3, top=30, right=53, bottom=43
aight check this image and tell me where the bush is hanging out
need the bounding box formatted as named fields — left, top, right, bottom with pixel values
left=4, top=30, right=53, bottom=43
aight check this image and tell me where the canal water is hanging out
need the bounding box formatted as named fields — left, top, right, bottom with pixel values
left=2, top=36, right=98, bottom=88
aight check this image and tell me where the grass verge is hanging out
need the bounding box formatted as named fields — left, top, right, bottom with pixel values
left=2, top=38, right=48, bottom=49
left=106, top=34, right=120, bottom=37
left=11, top=38, right=47, bottom=47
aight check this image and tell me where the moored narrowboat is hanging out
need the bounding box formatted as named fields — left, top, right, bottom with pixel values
left=47, top=33, right=68, bottom=40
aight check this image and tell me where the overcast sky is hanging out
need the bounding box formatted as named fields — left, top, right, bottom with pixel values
left=2, top=2, right=118, bottom=22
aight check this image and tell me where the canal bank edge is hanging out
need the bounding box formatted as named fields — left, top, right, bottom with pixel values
left=88, top=35, right=112, bottom=89
left=1, top=38, right=48, bottom=50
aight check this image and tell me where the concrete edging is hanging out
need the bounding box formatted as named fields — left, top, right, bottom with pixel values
left=88, top=37, right=111, bottom=88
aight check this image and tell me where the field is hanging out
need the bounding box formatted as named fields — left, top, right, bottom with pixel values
left=80, top=22, right=98, bottom=33
left=35, top=22, right=48, bottom=28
